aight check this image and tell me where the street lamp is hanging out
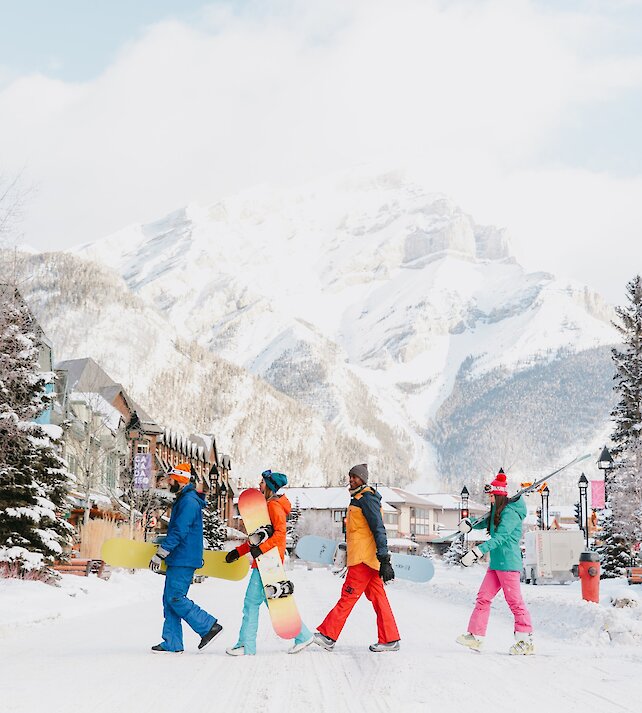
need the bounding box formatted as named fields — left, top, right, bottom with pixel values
left=597, top=446, right=614, bottom=502
left=578, top=473, right=589, bottom=549
left=460, top=485, right=470, bottom=552
left=541, top=486, right=550, bottom=530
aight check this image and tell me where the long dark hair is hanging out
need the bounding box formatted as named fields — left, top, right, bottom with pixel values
left=489, top=495, right=508, bottom=531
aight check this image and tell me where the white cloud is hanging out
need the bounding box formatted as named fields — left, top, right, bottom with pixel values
left=0, top=0, right=640, bottom=302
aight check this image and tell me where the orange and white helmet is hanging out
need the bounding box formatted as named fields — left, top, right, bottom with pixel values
left=168, top=463, right=191, bottom=484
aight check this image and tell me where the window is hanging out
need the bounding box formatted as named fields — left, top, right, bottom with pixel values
left=410, top=507, right=431, bottom=536
left=333, top=509, right=347, bottom=523
left=136, top=442, right=149, bottom=454
left=384, top=513, right=399, bottom=525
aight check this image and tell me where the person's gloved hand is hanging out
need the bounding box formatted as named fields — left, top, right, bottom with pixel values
left=225, top=549, right=240, bottom=564
left=149, top=546, right=169, bottom=572
left=461, top=546, right=484, bottom=567
left=250, top=545, right=263, bottom=560
left=458, top=518, right=472, bottom=534
left=377, top=554, right=395, bottom=583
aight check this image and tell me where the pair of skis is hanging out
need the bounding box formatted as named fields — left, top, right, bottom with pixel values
left=433, top=453, right=592, bottom=544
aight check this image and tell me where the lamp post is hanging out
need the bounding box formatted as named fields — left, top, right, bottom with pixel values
left=597, top=445, right=614, bottom=502
left=460, top=485, right=470, bottom=553
left=578, top=473, right=589, bottom=549
left=541, top=486, right=550, bottom=530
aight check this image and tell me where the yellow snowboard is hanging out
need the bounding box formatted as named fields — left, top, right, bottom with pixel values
left=101, top=538, right=249, bottom=581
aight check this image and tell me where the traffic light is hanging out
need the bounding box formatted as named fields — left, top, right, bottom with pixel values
left=461, top=508, right=469, bottom=519
left=574, top=502, right=582, bottom=526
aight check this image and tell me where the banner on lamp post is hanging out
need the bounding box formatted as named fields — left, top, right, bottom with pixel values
left=133, top=453, right=152, bottom=490
left=591, top=480, right=605, bottom=509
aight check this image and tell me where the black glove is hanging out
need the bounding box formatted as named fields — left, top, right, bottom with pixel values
left=378, top=554, right=395, bottom=583
left=225, top=549, right=240, bottom=564
left=250, top=544, right=263, bottom=559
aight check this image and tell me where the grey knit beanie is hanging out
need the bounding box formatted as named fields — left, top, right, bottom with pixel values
left=349, top=463, right=369, bottom=484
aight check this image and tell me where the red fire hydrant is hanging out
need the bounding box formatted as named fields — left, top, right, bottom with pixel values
left=578, top=552, right=600, bottom=603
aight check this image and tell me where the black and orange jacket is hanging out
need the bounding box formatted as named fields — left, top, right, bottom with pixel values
left=346, top=486, right=388, bottom=570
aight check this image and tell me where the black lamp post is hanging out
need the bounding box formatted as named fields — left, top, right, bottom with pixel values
left=597, top=446, right=614, bottom=502
left=460, top=485, right=470, bottom=552
left=578, top=473, right=589, bottom=549
left=541, top=486, right=550, bottom=530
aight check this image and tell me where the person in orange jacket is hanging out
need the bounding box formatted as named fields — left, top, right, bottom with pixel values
left=314, top=463, right=400, bottom=652
left=224, top=470, right=314, bottom=655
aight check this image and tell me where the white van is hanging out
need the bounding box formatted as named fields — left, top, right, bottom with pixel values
left=522, top=530, right=585, bottom=584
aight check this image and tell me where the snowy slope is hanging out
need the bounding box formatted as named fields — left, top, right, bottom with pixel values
left=10, top=251, right=413, bottom=485
left=75, top=171, right=618, bottom=489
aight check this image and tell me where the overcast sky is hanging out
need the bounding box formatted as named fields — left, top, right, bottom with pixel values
left=1, top=0, right=641, bottom=303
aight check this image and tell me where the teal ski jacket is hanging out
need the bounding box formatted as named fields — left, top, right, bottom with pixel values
left=472, top=497, right=526, bottom=572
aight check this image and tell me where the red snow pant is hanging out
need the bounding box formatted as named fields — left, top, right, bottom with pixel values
left=317, top=563, right=400, bottom=643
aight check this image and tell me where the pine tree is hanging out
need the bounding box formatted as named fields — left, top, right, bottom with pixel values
left=202, top=502, right=227, bottom=550
left=442, top=536, right=465, bottom=566
left=600, top=275, right=642, bottom=577
left=0, top=290, right=73, bottom=577
left=287, top=497, right=301, bottom=547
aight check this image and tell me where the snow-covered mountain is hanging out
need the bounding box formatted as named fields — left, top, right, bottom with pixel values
left=69, top=171, right=617, bottom=495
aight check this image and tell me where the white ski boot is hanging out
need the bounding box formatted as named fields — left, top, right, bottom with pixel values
left=288, top=635, right=314, bottom=654
left=369, top=640, right=400, bottom=652
left=225, top=646, right=247, bottom=656
left=509, top=633, right=535, bottom=656
left=313, top=632, right=336, bottom=651
left=456, top=633, right=484, bottom=652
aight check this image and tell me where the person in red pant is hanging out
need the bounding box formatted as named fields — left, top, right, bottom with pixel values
left=314, top=463, right=400, bottom=652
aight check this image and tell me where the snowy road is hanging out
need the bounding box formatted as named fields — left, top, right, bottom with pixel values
left=2, top=565, right=641, bottom=713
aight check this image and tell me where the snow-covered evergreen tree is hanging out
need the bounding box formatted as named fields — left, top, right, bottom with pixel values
left=442, top=536, right=465, bottom=566
left=202, top=502, right=227, bottom=550
left=287, top=497, right=301, bottom=547
left=0, top=289, right=72, bottom=577
left=421, top=544, right=433, bottom=559
left=600, top=275, right=642, bottom=577
left=611, top=275, right=642, bottom=457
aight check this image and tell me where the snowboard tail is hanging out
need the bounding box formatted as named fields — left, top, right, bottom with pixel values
left=100, top=539, right=249, bottom=581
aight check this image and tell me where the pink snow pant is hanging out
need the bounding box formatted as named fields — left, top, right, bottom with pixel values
left=467, top=569, right=532, bottom=637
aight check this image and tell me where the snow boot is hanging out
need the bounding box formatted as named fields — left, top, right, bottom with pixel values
left=288, top=635, right=314, bottom=654
left=369, top=640, right=400, bottom=652
left=151, top=644, right=183, bottom=654
left=313, top=632, right=336, bottom=651
left=509, top=632, right=535, bottom=656
left=198, top=622, right=223, bottom=650
left=225, top=645, right=249, bottom=656
left=456, top=633, right=484, bottom=652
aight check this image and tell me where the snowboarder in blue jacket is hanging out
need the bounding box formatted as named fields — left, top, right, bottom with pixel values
left=149, top=463, right=222, bottom=653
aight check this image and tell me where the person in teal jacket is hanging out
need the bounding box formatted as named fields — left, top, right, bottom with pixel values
left=455, top=469, right=534, bottom=655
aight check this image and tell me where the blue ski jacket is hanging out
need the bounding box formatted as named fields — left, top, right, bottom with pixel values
left=163, top=483, right=206, bottom=569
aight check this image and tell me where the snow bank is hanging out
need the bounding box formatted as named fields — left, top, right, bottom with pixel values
left=0, top=570, right=160, bottom=632
left=412, top=561, right=642, bottom=646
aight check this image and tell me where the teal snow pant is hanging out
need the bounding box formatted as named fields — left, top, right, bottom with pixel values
left=161, top=566, right=216, bottom=651
left=234, top=568, right=311, bottom=654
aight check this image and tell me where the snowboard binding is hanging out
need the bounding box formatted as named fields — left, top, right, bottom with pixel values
left=265, top=579, right=294, bottom=599
left=248, top=524, right=274, bottom=546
